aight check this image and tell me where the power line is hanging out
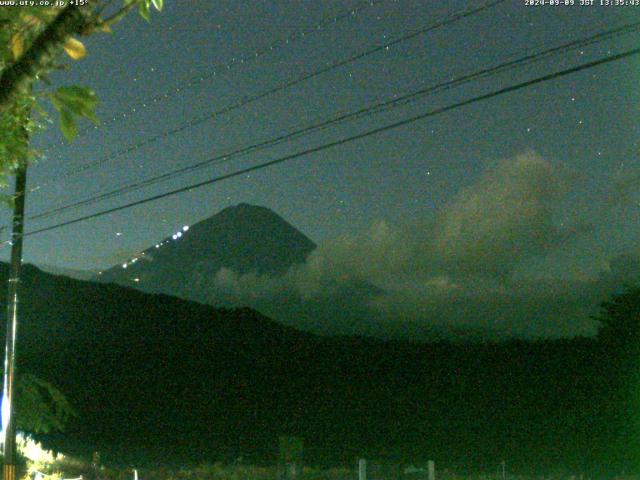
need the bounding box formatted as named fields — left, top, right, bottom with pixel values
left=19, top=46, right=640, bottom=241
left=42, top=0, right=384, bottom=151
left=26, top=21, right=640, bottom=223
left=33, top=0, right=505, bottom=193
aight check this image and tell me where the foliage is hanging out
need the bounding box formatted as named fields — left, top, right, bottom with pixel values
left=50, top=86, right=98, bottom=141
left=0, top=0, right=163, bottom=447
left=0, top=0, right=163, bottom=182
left=594, top=285, right=640, bottom=351
left=0, top=93, right=34, bottom=185
left=593, top=286, right=640, bottom=471
left=42, top=462, right=640, bottom=480
left=15, top=373, right=75, bottom=434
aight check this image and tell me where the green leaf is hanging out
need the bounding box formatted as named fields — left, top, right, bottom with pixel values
left=55, top=86, right=98, bottom=110
left=51, top=86, right=99, bottom=127
left=10, top=32, right=24, bottom=60
left=60, top=108, right=77, bottom=141
left=151, top=0, right=163, bottom=11
left=139, top=1, right=151, bottom=22
left=63, top=36, right=86, bottom=60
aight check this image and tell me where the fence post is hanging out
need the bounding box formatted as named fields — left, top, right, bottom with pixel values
left=91, top=452, right=101, bottom=480
left=278, top=436, right=303, bottom=480
left=427, top=460, right=435, bottom=480
left=358, top=459, right=366, bottom=480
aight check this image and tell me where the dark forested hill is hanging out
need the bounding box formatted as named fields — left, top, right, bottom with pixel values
left=0, top=263, right=634, bottom=475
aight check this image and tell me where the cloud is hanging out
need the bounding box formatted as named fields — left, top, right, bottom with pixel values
left=269, top=151, right=568, bottom=287
left=367, top=276, right=603, bottom=339
left=429, top=151, right=566, bottom=277
left=206, top=151, right=634, bottom=339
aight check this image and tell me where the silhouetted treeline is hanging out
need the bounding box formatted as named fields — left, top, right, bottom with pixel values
left=0, top=264, right=637, bottom=476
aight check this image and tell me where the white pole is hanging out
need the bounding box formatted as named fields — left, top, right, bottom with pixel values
left=133, top=469, right=138, bottom=480
left=427, top=460, right=435, bottom=480
left=358, top=459, right=366, bottom=480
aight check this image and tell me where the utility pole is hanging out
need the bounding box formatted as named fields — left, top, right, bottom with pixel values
left=1, top=160, right=28, bottom=480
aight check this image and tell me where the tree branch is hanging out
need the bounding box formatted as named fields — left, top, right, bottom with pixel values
left=0, top=5, right=95, bottom=114
left=94, top=0, right=140, bottom=31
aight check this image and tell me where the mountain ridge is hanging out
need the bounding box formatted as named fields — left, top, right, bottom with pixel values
left=0, top=262, right=627, bottom=473
left=97, top=203, right=316, bottom=298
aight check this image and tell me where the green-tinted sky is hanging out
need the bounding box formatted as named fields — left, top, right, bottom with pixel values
left=3, top=0, right=639, bottom=338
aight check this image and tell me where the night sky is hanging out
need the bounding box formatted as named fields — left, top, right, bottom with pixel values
left=4, top=0, right=640, bottom=338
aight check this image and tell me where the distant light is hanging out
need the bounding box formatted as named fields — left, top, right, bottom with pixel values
left=133, top=278, right=140, bottom=283
left=116, top=232, right=122, bottom=236
left=172, top=234, right=177, bottom=240
left=132, top=258, right=138, bottom=263
left=182, top=225, right=189, bottom=232
left=176, top=232, right=182, bottom=238
left=122, top=263, right=127, bottom=269
left=98, top=272, right=102, bottom=275
left=155, top=244, right=160, bottom=248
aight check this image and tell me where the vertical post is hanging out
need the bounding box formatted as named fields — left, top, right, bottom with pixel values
left=278, top=436, right=303, bottom=480
left=1, top=162, right=27, bottom=480
left=358, top=458, right=367, bottom=480
left=501, top=460, right=506, bottom=480
left=427, top=460, right=435, bottom=480
left=91, top=451, right=101, bottom=480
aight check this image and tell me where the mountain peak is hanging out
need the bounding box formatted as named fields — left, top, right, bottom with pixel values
left=215, top=203, right=290, bottom=222
left=98, top=204, right=316, bottom=295
left=230, top=202, right=266, bottom=210
left=221, top=202, right=269, bottom=213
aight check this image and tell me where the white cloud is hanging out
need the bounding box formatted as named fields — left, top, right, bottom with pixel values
left=430, top=151, right=565, bottom=277
left=206, top=151, right=629, bottom=339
